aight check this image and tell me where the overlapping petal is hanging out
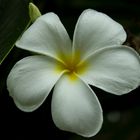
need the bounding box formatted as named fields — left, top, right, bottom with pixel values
left=72, top=9, right=126, bottom=60
left=78, top=46, right=140, bottom=95
left=16, top=12, right=72, bottom=62
left=7, top=55, right=64, bottom=112
left=51, top=74, right=103, bottom=137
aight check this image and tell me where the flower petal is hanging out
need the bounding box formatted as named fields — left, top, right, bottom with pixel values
left=7, top=55, right=64, bottom=112
left=51, top=74, right=103, bottom=137
left=16, top=13, right=71, bottom=61
left=73, top=9, right=126, bottom=60
left=79, top=46, right=140, bottom=95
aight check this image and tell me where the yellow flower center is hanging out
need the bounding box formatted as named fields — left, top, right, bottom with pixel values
left=56, top=51, right=88, bottom=81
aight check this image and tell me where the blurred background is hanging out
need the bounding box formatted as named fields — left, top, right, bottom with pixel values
left=0, top=0, right=140, bottom=139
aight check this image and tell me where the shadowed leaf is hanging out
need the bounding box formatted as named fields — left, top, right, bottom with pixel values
left=0, top=0, right=31, bottom=64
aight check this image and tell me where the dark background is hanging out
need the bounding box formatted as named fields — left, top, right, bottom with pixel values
left=0, top=0, right=140, bottom=139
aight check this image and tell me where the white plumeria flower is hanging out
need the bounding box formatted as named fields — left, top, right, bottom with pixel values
left=7, top=9, right=140, bottom=137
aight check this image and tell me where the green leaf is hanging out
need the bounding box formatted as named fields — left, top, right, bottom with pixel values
left=0, top=0, right=31, bottom=64
left=29, top=2, right=41, bottom=23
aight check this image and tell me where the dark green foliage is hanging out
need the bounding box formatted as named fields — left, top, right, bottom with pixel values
left=0, top=0, right=31, bottom=64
